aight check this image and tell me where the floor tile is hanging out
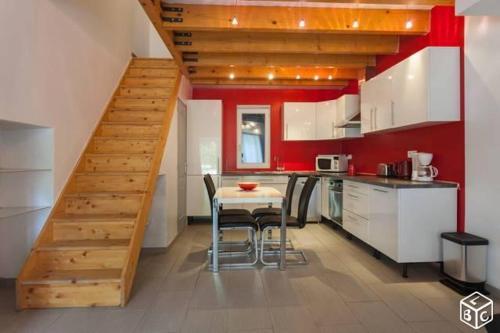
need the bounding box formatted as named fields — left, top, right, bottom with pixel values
left=347, top=301, right=414, bottom=333
left=369, top=283, right=443, bottom=322
left=318, top=323, right=368, bottom=333
left=180, top=309, right=225, bottom=333
left=270, top=306, right=318, bottom=333
left=224, top=307, right=273, bottom=331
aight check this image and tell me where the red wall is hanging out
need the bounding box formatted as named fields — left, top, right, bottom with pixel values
left=193, top=82, right=358, bottom=171
left=343, top=6, right=465, bottom=231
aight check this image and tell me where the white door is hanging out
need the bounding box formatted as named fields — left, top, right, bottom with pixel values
left=372, top=70, right=394, bottom=131
left=360, top=80, right=375, bottom=134
left=315, top=100, right=335, bottom=140
left=369, top=186, right=398, bottom=260
left=283, top=102, right=316, bottom=140
left=186, top=100, right=222, bottom=175
left=392, top=50, right=429, bottom=127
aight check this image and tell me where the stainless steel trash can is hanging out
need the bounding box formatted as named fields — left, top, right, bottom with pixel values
left=441, top=232, right=489, bottom=295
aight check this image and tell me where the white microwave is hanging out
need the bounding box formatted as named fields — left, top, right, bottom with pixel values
left=316, top=155, right=349, bottom=172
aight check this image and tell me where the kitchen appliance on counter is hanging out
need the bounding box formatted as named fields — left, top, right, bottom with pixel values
left=411, top=152, right=439, bottom=182
left=316, top=155, right=350, bottom=173
left=377, top=163, right=394, bottom=177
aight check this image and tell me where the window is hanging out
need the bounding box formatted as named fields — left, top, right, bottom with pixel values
left=236, top=105, right=271, bottom=169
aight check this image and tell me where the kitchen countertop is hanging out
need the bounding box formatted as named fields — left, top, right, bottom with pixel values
left=221, top=171, right=459, bottom=189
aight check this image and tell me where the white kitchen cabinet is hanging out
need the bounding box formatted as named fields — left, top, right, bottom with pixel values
left=342, top=180, right=457, bottom=263
left=315, top=100, right=336, bottom=140
left=368, top=186, right=398, bottom=260
left=335, top=95, right=360, bottom=127
left=333, top=127, right=363, bottom=140
left=360, top=47, right=460, bottom=134
left=187, top=175, right=221, bottom=217
left=283, top=102, right=317, bottom=141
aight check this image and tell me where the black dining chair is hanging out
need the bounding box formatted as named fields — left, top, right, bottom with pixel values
left=203, top=174, right=259, bottom=267
left=258, top=175, right=318, bottom=266
left=252, top=173, right=299, bottom=220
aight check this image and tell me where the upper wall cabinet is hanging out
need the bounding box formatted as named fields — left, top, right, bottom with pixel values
left=336, top=95, right=360, bottom=127
left=283, top=99, right=361, bottom=141
left=316, top=100, right=336, bottom=140
left=361, top=47, right=460, bottom=135
left=283, top=102, right=317, bottom=141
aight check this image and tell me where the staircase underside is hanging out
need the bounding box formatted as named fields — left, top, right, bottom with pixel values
left=16, top=58, right=180, bottom=309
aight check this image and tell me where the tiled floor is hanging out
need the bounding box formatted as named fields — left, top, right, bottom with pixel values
left=1, top=223, right=498, bottom=333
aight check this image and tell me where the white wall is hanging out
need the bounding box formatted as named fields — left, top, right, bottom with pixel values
left=0, top=0, right=171, bottom=201
left=457, top=0, right=500, bottom=16
left=132, top=3, right=171, bottom=58
left=465, top=16, right=500, bottom=290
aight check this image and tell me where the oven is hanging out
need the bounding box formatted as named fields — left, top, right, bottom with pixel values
left=328, top=179, right=343, bottom=226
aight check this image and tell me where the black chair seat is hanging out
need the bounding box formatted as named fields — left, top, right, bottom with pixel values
left=258, top=215, right=301, bottom=229
left=252, top=207, right=281, bottom=220
left=220, top=214, right=258, bottom=229
left=221, top=209, right=252, bottom=217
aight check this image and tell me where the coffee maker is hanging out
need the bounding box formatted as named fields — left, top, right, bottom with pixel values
left=411, top=152, right=438, bottom=182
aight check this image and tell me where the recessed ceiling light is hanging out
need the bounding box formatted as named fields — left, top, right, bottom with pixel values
left=268, top=73, right=274, bottom=80
left=296, top=75, right=301, bottom=80
left=328, top=75, right=333, bottom=80
left=298, top=19, right=306, bottom=28
left=405, top=19, right=413, bottom=29
left=352, top=20, right=359, bottom=29
left=314, top=75, right=319, bottom=81
left=231, top=16, right=239, bottom=26
left=229, top=73, right=235, bottom=80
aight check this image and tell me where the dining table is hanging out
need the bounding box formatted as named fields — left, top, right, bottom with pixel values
left=211, top=186, right=287, bottom=272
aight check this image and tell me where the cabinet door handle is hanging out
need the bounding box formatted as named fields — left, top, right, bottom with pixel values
left=286, top=124, right=289, bottom=139
left=374, top=107, right=377, bottom=129
left=370, top=108, right=374, bottom=131
left=391, top=101, right=395, bottom=126
left=373, top=188, right=389, bottom=193
left=347, top=184, right=359, bottom=189
left=347, top=193, right=359, bottom=199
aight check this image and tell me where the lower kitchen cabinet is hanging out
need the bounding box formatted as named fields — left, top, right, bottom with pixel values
left=343, top=180, right=457, bottom=263
left=291, top=177, right=321, bottom=222
left=187, top=174, right=220, bottom=217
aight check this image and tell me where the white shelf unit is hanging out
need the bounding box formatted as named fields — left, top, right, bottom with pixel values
left=0, top=120, right=54, bottom=278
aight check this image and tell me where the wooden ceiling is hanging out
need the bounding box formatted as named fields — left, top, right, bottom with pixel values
left=139, top=0, right=454, bottom=88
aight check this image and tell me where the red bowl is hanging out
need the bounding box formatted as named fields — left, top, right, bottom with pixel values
left=238, top=182, right=259, bottom=191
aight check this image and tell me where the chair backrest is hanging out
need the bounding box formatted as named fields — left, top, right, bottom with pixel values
left=297, top=176, right=319, bottom=228
left=285, top=173, right=299, bottom=216
left=203, top=174, right=216, bottom=213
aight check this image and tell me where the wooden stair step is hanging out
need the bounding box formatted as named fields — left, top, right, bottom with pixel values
left=90, top=137, right=158, bottom=154
left=105, top=110, right=165, bottom=123
left=64, top=192, right=144, bottom=215
left=112, top=97, right=168, bottom=111
left=38, top=239, right=130, bottom=251
left=84, top=153, right=153, bottom=172
left=52, top=213, right=137, bottom=223
left=72, top=172, right=149, bottom=193
left=22, top=269, right=122, bottom=285
left=97, top=123, right=162, bottom=138
left=127, top=67, right=177, bottom=78
left=52, top=212, right=136, bottom=240
left=131, top=58, right=176, bottom=68
left=121, top=77, right=175, bottom=88
left=118, top=87, right=172, bottom=98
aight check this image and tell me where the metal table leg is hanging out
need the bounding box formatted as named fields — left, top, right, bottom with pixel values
left=280, top=197, right=287, bottom=270
left=212, top=198, right=219, bottom=272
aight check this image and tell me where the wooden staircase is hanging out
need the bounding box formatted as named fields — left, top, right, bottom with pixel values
left=16, top=58, right=180, bottom=309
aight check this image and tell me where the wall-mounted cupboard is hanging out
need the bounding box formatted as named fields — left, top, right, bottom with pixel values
left=283, top=95, right=361, bottom=141
left=361, top=47, right=460, bottom=135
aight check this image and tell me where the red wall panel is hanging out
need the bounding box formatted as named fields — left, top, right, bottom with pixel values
left=192, top=85, right=356, bottom=171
